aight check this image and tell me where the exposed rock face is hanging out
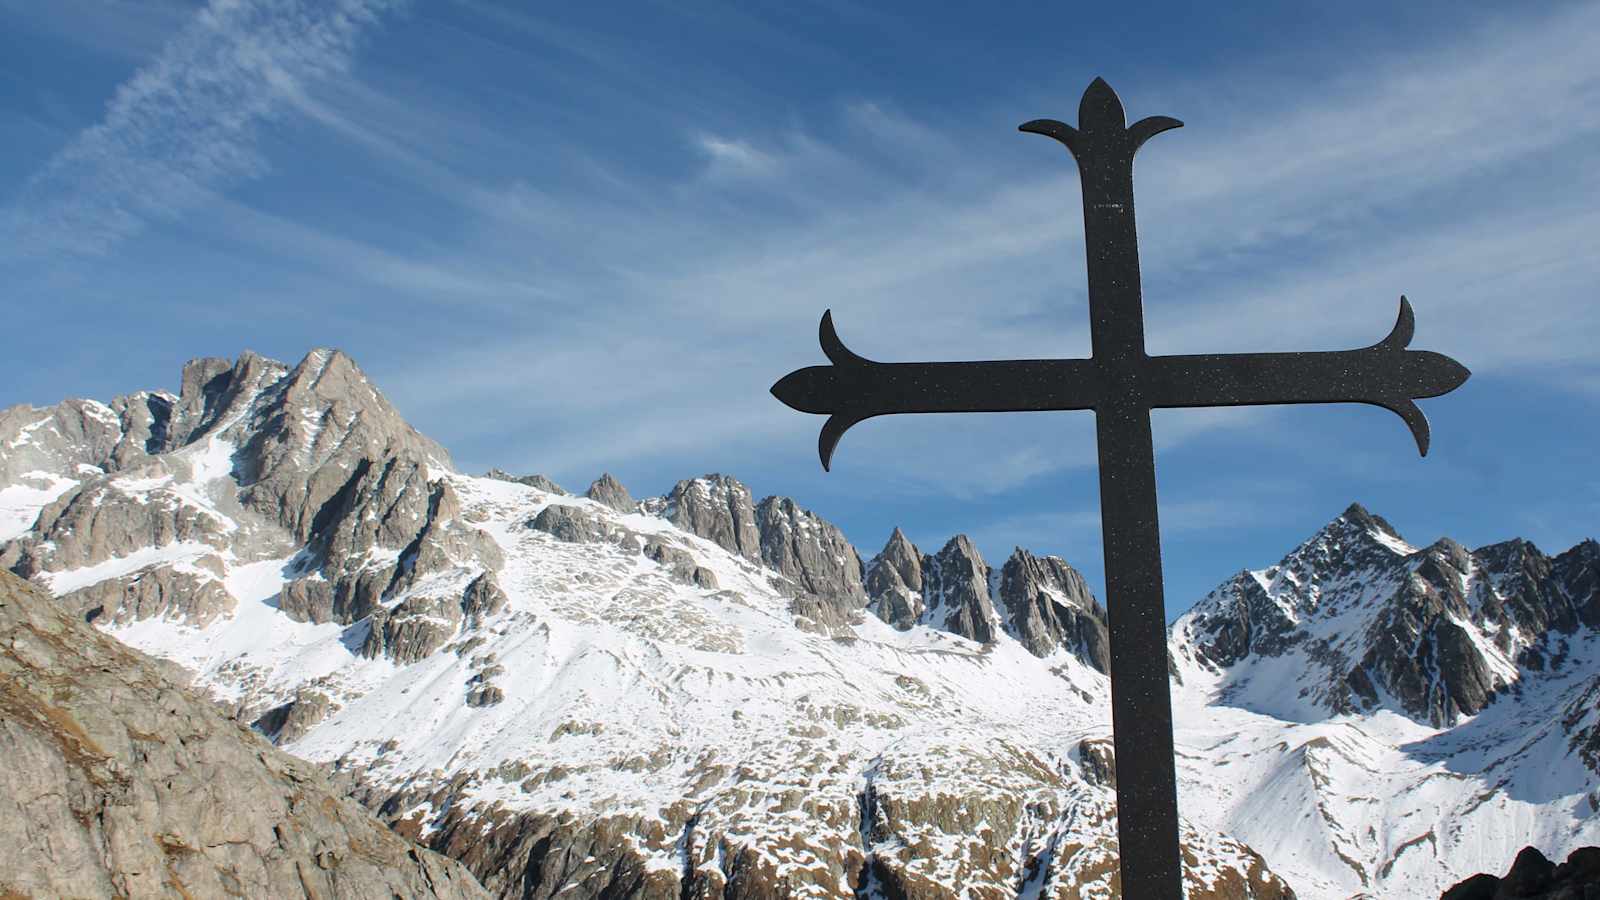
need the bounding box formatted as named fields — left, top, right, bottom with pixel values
left=67, top=561, right=237, bottom=628
left=754, top=495, right=866, bottom=607
left=662, top=474, right=762, bottom=561
left=1074, top=737, right=1117, bottom=789
left=232, top=350, right=453, bottom=540
left=642, top=538, right=718, bottom=588
left=362, top=594, right=465, bottom=665
left=997, top=548, right=1110, bottom=670
left=585, top=472, right=635, bottom=513
left=921, top=535, right=1001, bottom=645
left=340, top=737, right=1295, bottom=900
left=865, top=528, right=925, bottom=630
left=530, top=503, right=611, bottom=543
left=462, top=571, right=509, bottom=625
left=863, top=531, right=1111, bottom=669
left=9, top=460, right=236, bottom=575
left=3, top=350, right=505, bottom=669
left=1170, top=503, right=1600, bottom=728
left=1184, top=506, right=1529, bottom=720
left=0, top=569, right=488, bottom=899
left=254, top=687, right=337, bottom=745
left=0, top=393, right=168, bottom=491
left=484, top=468, right=565, bottom=495
left=1441, top=846, right=1600, bottom=899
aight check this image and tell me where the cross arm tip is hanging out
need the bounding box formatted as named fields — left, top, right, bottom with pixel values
left=1019, top=118, right=1080, bottom=154
left=818, top=412, right=867, bottom=472
left=1128, top=115, right=1184, bottom=150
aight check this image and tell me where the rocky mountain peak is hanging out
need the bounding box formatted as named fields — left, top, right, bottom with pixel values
left=585, top=472, right=635, bottom=513
left=874, top=528, right=923, bottom=591
left=1420, top=535, right=1473, bottom=571
left=1172, top=502, right=1600, bottom=733
left=920, top=534, right=1000, bottom=645
left=865, top=527, right=925, bottom=630
left=661, top=473, right=761, bottom=561
left=1339, top=501, right=1402, bottom=540
left=753, top=495, right=865, bottom=606
left=2, top=350, right=503, bottom=670
left=996, top=547, right=1109, bottom=670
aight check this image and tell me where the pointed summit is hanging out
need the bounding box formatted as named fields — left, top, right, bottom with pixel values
left=1338, top=502, right=1403, bottom=542
left=876, top=528, right=922, bottom=590
left=865, top=527, right=925, bottom=630
left=922, top=535, right=1000, bottom=644
left=996, top=547, right=1109, bottom=669
left=585, top=472, right=636, bottom=513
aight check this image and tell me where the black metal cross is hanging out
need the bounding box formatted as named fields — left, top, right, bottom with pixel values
left=771, top=78, right=1469, bottom=899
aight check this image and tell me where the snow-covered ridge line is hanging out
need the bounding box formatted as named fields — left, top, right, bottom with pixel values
left=3, top=349, right=1598, bottom=899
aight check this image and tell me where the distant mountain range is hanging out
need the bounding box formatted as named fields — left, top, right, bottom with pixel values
left=2, top=348, right=1596, bottom=899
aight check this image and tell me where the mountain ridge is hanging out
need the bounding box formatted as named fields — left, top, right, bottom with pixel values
left=3, top=347, right=1597, bottom=899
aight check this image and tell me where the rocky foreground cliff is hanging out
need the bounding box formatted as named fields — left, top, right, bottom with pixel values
left=2, top=348, right=1597, bottom=899
left=0, top=568, right=487, bottom=899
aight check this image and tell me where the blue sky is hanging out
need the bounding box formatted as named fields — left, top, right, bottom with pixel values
left=2, top=0, right=1597, bottom=619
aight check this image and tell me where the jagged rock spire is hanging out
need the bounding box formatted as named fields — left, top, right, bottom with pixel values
left=866, top=528, right=926, bottom=630
left=661, top=474, right=761, bottom=560
left=997, top=548, right=1109, bottom=671
left=585, top=472, right=636, bottom=513
left=922, top=535, right=1000, bottom=645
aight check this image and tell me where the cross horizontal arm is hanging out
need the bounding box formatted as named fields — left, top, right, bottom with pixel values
left=770, top=311, right=1096, bottom=469
left=1143, top=297, right=1470, bottom=455
left=773, top=358, right=1099, bottom=415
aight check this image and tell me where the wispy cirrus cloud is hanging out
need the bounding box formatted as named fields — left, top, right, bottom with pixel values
left=341, top=0, right=1597, bottom=499
left=696, top=134, right=779, bottom=180
left=17, top=0, right=1591, bottom=512
left=1, top=0, right=405, bottom=261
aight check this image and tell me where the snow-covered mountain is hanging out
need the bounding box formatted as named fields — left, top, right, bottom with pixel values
left=1167, top=506, right=1600, bottom=898
left=2, top=348, right=1595, bottom=899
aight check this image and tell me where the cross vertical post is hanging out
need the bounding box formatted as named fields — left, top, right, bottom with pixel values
left=770, top=77, right=1469, bottom=900
left=1040, top=80, right=1185, bottom=897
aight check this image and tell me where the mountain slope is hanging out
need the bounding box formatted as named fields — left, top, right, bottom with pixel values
left=0, top=567, right=487, bottom=899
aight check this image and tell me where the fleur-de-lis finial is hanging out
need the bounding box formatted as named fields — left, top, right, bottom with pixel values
left=1019, top=77, right=1183, bottom=161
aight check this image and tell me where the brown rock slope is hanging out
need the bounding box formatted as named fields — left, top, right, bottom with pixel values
left=0, top=569, right=488, bottom=900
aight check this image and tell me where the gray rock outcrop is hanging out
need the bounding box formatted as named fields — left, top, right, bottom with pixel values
left=585, top=472, right=636, bottom=513
left=462, top=571, right=509, bottom=625
left=67, top=561, right=237, bottom=628
left=661, top=474, right=761, bottom=561
left=530, top=503, right=612, bottom=543
left=865, top=528, right=926, bottom=630
left=754, top=495, right=866, bottom=607
left=484, top=468, right=565, bottom=495
left=921, top=535, right=1001, bottom=645
left=0, top=569, right=488, bottom=899
left=362, top=594, right=466, bottom=665
left=996, top=548, right=1110, bottom=671
left=642, top=539, right=718, bottom=588
left=8, top=461, right=235, bottom=576
left=253, top=687, right=337, bottom=745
